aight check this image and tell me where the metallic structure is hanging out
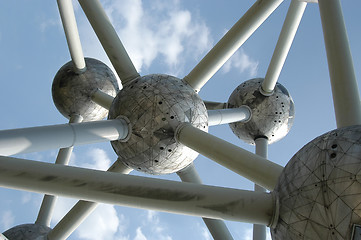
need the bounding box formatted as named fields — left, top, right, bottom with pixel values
left=52, top=58, right=119, bottom=121
left=272, top=125, right=361, bottom=239
left=0, top=0, right=360, bottom=239
left=109, top=74, right=208, bottom=174
left=227, top=78, right=295, bottom=145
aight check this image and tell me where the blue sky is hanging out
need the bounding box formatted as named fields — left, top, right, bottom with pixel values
left=0, top=0, right=360, bottom=239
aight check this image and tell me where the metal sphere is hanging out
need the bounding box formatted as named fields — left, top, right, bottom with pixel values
left=272, top=125, right=361, bottom=239
left=3, top=224, right=51, bottom=240
left=52, top=58, right=119, bottom=121
left=109, top=74, right=208, bottom=175
left=227, top=78, right=294, bottom=145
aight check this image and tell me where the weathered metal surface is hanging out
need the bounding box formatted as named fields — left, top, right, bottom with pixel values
left=52, top=58, right=119, bottom=121
left=228, top=78, right=295, bottom=145
left=272, top=125, right=361, bottom=239
left=109, top=74, right=208, bottom=174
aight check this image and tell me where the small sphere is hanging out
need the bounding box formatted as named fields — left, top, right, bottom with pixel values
left=272, top=125, right=361, bottom=239
left=227, top=78, right=294, bottom=145
left=3, top=224, right=51, bottom=240
left=109, top=74, right=208, bottom=175
left=52, top=58, right=119, bottom=121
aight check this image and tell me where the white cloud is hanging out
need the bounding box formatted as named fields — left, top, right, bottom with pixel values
left=134, top=227, right=147, bottom=240
left=222, top=48, right=259, bottom=77
left=75, top=0, right=212, bottom=76
left=137, top=211, right=173, bottom=240
left=21, top=192, right=33, bottom=204
left=40, top=19, right=61, bottom=33
left=75, top=148, right=112, bottom=171
left=0, top=210, right=15, bottom=230
left=242, top=227, right=272, bottom=240
left=76, top=204, right=126, bottom=240
left=52, top=197, right=129, bottom=240
left=146, top=210, right=157, bottom=223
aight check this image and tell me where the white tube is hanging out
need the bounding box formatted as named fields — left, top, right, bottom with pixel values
left=177, top=163, right=234, bottom=240
left=0, top=156, right=277, bottom=226
left=183, top=0, right=284, bottom=92
left=318, top=0, right=361, bottom=128
left=35, top=115, right=83, bottom=227
left=253, top=138, right=268, bottom=240
left=57, top=0, right=86, bottom=72
left=0, top=119, right=129, bottom=156
left=208, top=106, right=251, bottom=126
left=48, top=161, right=132, bottom=240
left=261, top=0, right=307, bottom=95
left=176, top=123, right=283, bottom=190
left=78, top=0, right=139, bottom=84
left=91, top=89, right=115, bottom=110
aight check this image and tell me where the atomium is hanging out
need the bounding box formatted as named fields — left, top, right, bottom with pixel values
left=227, top=78, right=295, bottom=145
left=52, top=58, right=119, bottom=121
left=272, top=125, right=361, bottom=239
left=1, top=0, right=360, bottom=240
left=109, top=74, right=208, bottom=174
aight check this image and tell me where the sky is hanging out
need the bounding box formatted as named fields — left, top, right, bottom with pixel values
left=0, top=0, right=360, bottom=239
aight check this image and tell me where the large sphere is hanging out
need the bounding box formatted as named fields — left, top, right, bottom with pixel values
left=52, top=58, right=119, bottom=121
left=227, top=78, right=294, bottom=145
left=109, top=74, right=208, bottom=175
left=272, top=125, right=361, bottom=239
left=3, top=224, right=51, bottom=240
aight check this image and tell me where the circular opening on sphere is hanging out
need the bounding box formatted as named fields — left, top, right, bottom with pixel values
left=331, top=144, right=338, bottom=149
left=162, top=118, right=166, bottom=121
left=168, top=149, right=172, bottom=152
left=330, top=153, right=337, bottom=158
left=170, top=116, right=174, bottom=119
left=155, top=160, right=159, bottom=163
left=160, top=147, right=164, bottom=150
left=158, top=101, right=163, bottom=104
